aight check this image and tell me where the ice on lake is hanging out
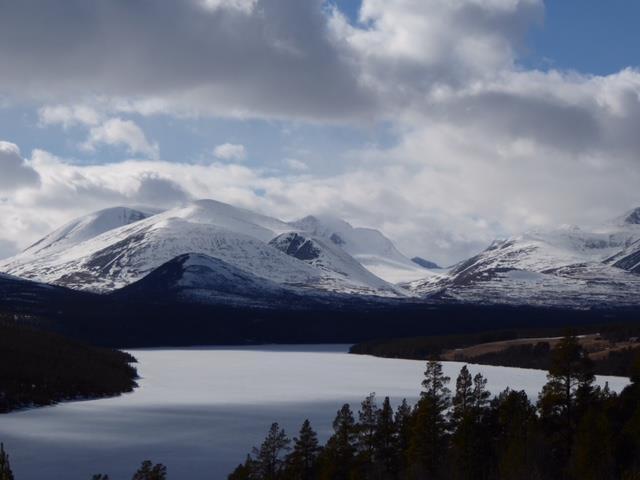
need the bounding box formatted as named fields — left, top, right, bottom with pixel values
left=0, top=345, right=630, bottom=480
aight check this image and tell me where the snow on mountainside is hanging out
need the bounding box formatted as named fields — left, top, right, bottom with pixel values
left=114, top=253, right=294, bottom=305
left=0, top=200, right=406, bottom=297
left=407, top=219, right=640, bottom=307
left=290, top=215, right=433, bottom=283
left=269, top=232, right=405, bottom=296
left=18, top=207, right=155, bottom=258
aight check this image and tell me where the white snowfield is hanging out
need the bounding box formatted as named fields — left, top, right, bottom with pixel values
left=0, top=199, right=428, bottom=297
left=290, top=214, right=433, bottom=283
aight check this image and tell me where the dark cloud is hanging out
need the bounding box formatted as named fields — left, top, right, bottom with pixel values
left=0, top=142, right=40, bottom=190
left=0, top=0, right=374, bottom=121
left=135, top=174, right=191, bottom=206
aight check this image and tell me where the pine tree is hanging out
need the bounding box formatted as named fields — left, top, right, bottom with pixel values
left=320, top=404, right=357, bottom=480
left=0, top=444, right=14, bottom=480
left=538, top=333, right=595, bottom=474
left=450, top=368, right=492, bottom=480
left=570, top=408, right=614, bottom=480
left=471, top=373, right=490, bottom=413
left=358, top=393, right=379, bottom=467
left=452, top=365, right=474, bottom=422
left=228, top=455, right=255, bottom=480
left=394, top=399, right=413, bottom=475
left=285, top=419, right=321, bottom=480
left=131, top=460, right=167, bottom=480
left=493, top=389, right=542, bottom=480
left=408, top=359, right=451, bottom=479
left=92, top=475, right=110, bottom=480
left=252, top=423, right=290, bottom=480
left=374, top=396, right=398, bottom=478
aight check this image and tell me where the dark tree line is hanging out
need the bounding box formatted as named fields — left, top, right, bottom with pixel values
left=230, top=334, right=640, bottom=480
left=0, top=321, right=138, bottom=413
left=351, top=323, right=640, bottom=377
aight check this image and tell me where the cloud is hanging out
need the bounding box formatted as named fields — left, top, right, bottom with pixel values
left=213, top=143, right=247, bottom=161
left=283, top=158, right=309, bottom=171
left=135, top=173, right=192, bottom=205
left=0, top=238, right=19, bottom=260
left=38, top=104, right=101, bottom=128
left=2, top=1, right=640, bottom=265
left=0, top=141, right=41, bottom=191
left=0, top=0, right=373, bottom=121
left=1, top=137, right=638, bottom=266
left=200, top=0, right=257, bottom=14
left=80, top=118, right=159, bottom=159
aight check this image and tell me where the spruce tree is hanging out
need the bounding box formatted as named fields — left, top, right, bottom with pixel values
left=0, top=444, right=13, bottom=480
left=252, top=423, right=290, bottom=480
left=286, top=419, right=321, bottom=480
left=131, top=460, right=167, bottom=480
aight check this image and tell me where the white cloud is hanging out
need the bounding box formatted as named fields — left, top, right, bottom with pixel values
left=2, top=1, right=640, bottom=265
left=283, top=158, right=309, bottom=171
left=213, top=143, right=247, bottom=161
left=0, top=141, right=40, bottom=191
left=199, top=0, right=257, bottom=14
left=81, top=118, right=159, bottom=159
left=38, top=104, right=102, bottom=128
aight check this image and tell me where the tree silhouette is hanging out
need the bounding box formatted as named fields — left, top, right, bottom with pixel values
left=408, top=359, right=451, bottom=479
left=538, top=333, right=595, bottom=474
left=252, top=423, right=290, bottom=480
left=0, top=444, right=14, bottom=480
left=375, top=396, right=398, bottom=477
left=131, top=460, right=167, bottom=480
left=320, top=404, right=357, bottom=480
left=286, top=419, right=320, bottom=480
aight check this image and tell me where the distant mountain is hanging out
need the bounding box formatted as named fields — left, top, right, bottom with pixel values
left=411, top=257, right=441, bottom=269
left=407, top=219, right=640, bottom=307
left=290, top=215, right=431, bottom=283
left=4, top=200, right=640, bottom=310
left=0, top=200, right=407, bottom=297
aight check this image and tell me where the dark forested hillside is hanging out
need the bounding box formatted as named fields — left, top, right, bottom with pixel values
left=0, top=318, right=138, bottom=413
left=350, top=322, right=640, bottom=377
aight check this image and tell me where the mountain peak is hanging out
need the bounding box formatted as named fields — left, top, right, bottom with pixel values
left=622, top=207, right=640, bottom=225
left=21, top=206, right=152, bottom=257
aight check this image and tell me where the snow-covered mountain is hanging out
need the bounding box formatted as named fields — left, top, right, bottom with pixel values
left=114, top=253, right=296, bottom=306
left=19, top=206, right=155, bottom=258
left=407, top=214, right=640, bottom=307
left=0, top=200, right=406, bottom=297
left=290, top=215, right=433, bottom=283
left=269, top=231, right=404, bottom=296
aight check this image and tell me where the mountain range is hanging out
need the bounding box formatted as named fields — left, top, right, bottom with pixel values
left=1, top=200, right=640, bottom=310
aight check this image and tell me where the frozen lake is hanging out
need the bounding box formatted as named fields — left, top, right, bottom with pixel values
left=0, top=345, right=630, bottom=480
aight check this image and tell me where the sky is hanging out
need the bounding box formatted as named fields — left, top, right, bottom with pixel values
left=1, top=0, right=640, bottom=265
